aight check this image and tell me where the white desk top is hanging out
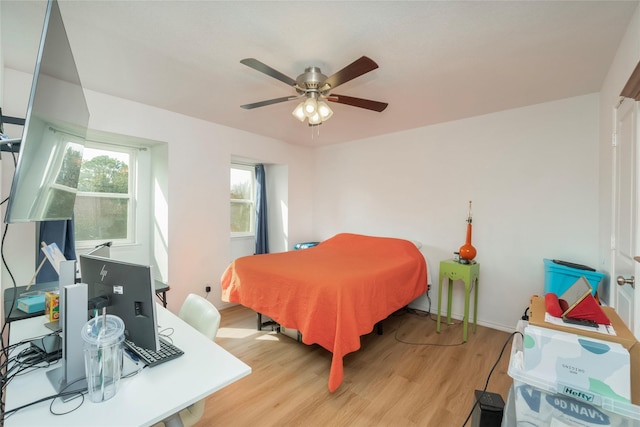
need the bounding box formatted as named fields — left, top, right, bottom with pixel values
left=4, top=304, right=251, bottom=426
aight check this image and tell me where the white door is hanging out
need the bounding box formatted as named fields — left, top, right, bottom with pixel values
left=612, top=97, right=640, bottom=336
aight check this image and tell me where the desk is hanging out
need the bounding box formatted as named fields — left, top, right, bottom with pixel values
left=154, top=280, right=170, bottom=308
left=436, top=259, right=480, bottom=342
left=4, top=281, right=171, bottom=323
left=4, top=304, right=251, bottom=426
left=4, top=281, right=59, bottom=323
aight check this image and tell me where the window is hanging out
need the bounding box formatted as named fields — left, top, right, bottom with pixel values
left=74, top=143, right=135, bottom=246
left=230, top=164, right=255, bottom=236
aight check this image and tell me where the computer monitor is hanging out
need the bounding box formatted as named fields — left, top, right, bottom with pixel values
left=79, top=254, right=160, bottom=351
left=4, top=0, right=89, bottom=223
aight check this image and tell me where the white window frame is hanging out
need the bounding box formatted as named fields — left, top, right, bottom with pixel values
left=74, top=141, right=137, bottom=248
left=231, top=163, right=256, bottom=238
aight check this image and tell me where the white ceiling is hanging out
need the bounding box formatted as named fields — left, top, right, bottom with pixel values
left=1, top=1, right=638, bottom=147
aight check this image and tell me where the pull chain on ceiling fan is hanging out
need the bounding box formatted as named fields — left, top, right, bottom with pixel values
left=240, top=56, right=388, bottom=127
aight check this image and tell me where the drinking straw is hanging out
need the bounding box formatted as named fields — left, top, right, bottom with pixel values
left=98, top=307, right=106, bottom=401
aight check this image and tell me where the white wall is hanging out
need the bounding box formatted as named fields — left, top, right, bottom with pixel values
left=151, top=142, right=169, bottom=282
left=266, top=164, right=290, bottom=253
left=313, top=94, right=600, bottom=331
left=598, top=5, right=640, bottom=305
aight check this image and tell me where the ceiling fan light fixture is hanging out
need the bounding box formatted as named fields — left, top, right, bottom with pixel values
left=308, top=111, right=322, bottom=126
left=317, top=101, right=333, bottom=120
left=303, top=97, right=318, bottom=117
left=292, top=102, right=306, bottom=121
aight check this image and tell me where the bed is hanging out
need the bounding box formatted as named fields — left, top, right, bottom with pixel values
left=220, top=233, right=428, bottom=392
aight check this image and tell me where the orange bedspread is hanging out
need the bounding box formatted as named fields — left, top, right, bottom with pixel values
left=220, top=233, right=427, bottom=392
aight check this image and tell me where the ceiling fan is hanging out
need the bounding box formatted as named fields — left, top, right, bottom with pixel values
left=240, top=56, right=388, bottom=126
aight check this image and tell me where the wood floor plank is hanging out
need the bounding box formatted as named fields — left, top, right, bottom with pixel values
left=196, top=305, right=514, bottom=426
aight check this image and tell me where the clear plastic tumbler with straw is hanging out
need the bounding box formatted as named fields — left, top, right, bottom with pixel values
left=81, top=311, right=125, bottom=403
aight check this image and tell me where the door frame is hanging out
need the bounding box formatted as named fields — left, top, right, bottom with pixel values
left=611, top=96, right=640, bottom=336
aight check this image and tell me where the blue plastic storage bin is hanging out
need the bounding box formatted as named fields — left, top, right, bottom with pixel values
left=543, top=258, right=604, bottom=296
left=293, top=242, right=319, bottom=250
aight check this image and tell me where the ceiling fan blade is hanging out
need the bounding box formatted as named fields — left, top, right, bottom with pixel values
left=240, top=96, right=299, bottom=109
left=240, top=58, right=297, bottom=87
left=322, top=56, right=379, bottom=90
left=327, top=94, right=388, bottom=112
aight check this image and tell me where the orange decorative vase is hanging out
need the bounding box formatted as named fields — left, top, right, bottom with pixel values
left=459, top=201, right=476, bottom=262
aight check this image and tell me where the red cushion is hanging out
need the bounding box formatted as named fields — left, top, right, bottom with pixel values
left=545, top=293, right=564, bottom=317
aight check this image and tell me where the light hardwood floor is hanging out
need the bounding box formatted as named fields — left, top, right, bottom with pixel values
left=196, top=305, right=514, bottom=427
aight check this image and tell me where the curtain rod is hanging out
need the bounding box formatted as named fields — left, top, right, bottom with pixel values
left=232, top=160, right=259, bottom=167
left=49, top=126, right=86, bottom=140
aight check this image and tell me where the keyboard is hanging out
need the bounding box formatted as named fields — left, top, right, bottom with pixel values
left=124, top=338, right=184, bottom=367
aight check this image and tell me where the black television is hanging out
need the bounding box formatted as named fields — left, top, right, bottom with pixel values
left=79, top=254, right=160, bottom=352
left=4, top=0, right=89, bottom=223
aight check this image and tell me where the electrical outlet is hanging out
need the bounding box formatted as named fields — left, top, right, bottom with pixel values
left=205, top=285, right=211, bottom=293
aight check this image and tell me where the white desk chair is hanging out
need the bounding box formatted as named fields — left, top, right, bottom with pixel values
left=156, top=294, right=221, bottom=427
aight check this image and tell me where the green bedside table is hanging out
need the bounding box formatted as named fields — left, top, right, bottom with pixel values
left=436, top=259, right=480, bottom=342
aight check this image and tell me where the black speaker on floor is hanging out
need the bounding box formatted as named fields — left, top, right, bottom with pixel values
left=471, top=390, right=504, bottom=427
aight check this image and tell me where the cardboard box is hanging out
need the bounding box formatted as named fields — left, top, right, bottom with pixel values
left=524, top=324, right=631, bottom=403
left=45, top=291, right=59, bottom=322
left=529, top=296, right=640, bottom=406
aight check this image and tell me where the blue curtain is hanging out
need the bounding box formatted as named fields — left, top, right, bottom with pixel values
left=36, top=217, right=77, bottom=283
left=255, top=164, right=269, bottom=254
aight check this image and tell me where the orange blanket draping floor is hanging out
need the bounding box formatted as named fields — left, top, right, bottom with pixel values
left=221, top=233, right=427, bottom=392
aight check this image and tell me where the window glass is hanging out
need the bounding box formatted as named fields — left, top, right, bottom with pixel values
left=75, top=197, right=129, bottom=241
left=230, top=165, right=255, bottom=235
left=77, top=147, right=129, bottom=193
left=75, top=145, right=134, bottom=245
